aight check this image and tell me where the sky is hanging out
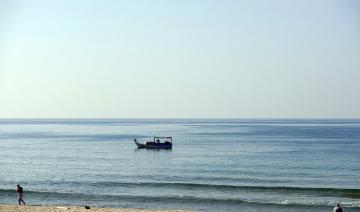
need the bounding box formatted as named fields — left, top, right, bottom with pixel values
left=0, top=0, right=359, bottom=118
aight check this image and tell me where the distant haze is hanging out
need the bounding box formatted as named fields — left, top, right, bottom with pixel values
left=1, top=0, right=359, bottom=118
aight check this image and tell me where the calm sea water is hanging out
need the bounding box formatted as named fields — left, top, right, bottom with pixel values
left=0, top=119, right=359, bottom=211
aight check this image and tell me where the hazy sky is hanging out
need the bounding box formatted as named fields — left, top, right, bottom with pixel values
left=0, top=0, right=359, bottom=118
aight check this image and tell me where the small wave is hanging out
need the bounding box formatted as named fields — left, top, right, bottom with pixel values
left=2, top=182, right=359, bottom=204
left=4, top=182, right=359, bottom=197
left=1, top=188, right=359, bottom=208
left=88, top=181, right=360, bottom=196
left=272, top=199, right=360, bottom=208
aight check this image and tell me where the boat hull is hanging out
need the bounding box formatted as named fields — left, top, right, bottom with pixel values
left=135, top=141, right=172, bottom=149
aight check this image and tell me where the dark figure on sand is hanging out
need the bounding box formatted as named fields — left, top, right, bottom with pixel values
left=16, top=184, right=25, bottom=205
left=333, top=204, right=343, bottom=212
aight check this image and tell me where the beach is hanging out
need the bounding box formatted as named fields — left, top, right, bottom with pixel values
left=0, top=205, right=190, bottom=212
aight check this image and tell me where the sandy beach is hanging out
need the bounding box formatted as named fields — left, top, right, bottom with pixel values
left=0, top=205, right=191, bottom=212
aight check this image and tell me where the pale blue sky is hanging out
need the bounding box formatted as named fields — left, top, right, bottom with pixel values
left=0, top=0, right=359, bottom=118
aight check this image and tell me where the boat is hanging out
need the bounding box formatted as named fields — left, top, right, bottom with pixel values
left=134, top=137, right=173, bottom=149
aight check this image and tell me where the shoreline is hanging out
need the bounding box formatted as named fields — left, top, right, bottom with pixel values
left=0, top=204, right=192, bottom=212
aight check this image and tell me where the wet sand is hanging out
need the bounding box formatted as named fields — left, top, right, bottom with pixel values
left=0, top=205, right=191, bottom=212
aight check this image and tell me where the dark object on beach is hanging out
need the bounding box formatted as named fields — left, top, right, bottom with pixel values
left=84, top=205, right=90, bottom=209
left=134, top=137, right=172, bottom=149
left=16, top=184, right=26, bottom=205
left=333, top=204, right=343, bottom=212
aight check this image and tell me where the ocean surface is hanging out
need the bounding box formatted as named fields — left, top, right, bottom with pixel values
left=0, top=119, right=359, bottom=211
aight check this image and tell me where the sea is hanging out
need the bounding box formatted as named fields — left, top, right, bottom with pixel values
left=0, top=119, right=359, bottom=212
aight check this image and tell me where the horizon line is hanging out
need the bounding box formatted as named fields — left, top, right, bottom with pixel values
left=0, top=117, right=360, bottom=120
